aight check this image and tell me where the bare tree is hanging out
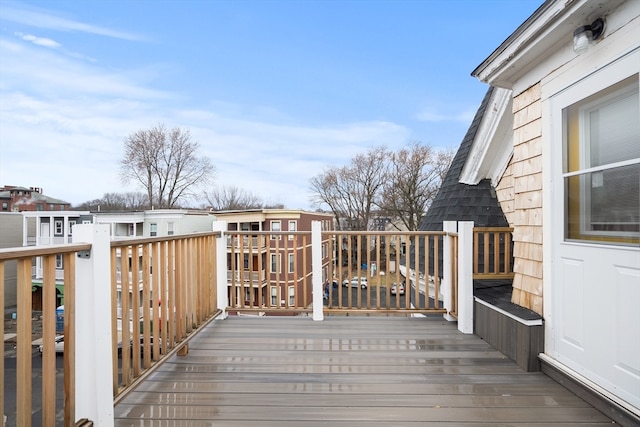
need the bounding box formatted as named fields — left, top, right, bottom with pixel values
left=121, top=124, right=214, bottom=208
left=310, top=146, right=388, bottom=231
left=74, top=191, right=149, bottom=211
left=310, top=143, right=453, bottom=231
left=380, top=143, right=454, bottom=230
left=205, top=186, right=264, bottom=211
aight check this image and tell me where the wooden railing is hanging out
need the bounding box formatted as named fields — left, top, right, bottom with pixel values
left=227, top=231, right=315, bottom=313
left=111, top=232, right=221, bottom=400
left=473, top=227, right=514, bottom=279
left=0, top=222, right=471, bottom=425
left=226, top=230, right=458, bottom=316
left=0, top=243, right=90, bottom=427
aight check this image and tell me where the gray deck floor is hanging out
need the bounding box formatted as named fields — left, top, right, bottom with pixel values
left=114, top=316, right=612, bottom=426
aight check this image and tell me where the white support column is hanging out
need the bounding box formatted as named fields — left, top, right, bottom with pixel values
left=457, top=221, right=474, bottom=334
left=49, top=214, right=54, bottom=243
left=311, top=221, right=324, bottom=321
left=442, top=221, right=457, bottom=322
left=63, top=216, right=69, bottom=243
left=212, top=221, right=229, bottom=318
left=22, top=215, right=27, bottom=246
left=73, top=224, right=114, bottom=426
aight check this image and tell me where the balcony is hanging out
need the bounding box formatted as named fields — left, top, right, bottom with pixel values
left=0, top=221, right=614, bottom=426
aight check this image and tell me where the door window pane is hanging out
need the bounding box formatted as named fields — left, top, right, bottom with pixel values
left=563, top=76, right=639, bottom=244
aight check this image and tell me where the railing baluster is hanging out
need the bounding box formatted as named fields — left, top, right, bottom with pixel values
left=17, top=258, right=32, bottom=427
left=42, top=255, right=56, bottom=427
left=63, top=252, right=76, bottom=426
left=0, top=261, right=4, bottom=424
left=110, top=248, right=119, bottom=394
left=120, top=245, right=131, bottom=387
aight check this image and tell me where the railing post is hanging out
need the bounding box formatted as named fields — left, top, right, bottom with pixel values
left=311, top=221, right=324, bottom=321
left=457, top=221, right=474, bottom=334
left=442, top=221, right=456, bottom=322
left=212, top=221, right=229, bottom=318
left=73, top=224, right=114, bottom=426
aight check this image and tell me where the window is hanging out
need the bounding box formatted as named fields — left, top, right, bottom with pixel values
left=54, top=220, right=63, bottom=235
left=1, top=202, right=6, bottom=211
left=128, top=224, right=134, bottom=236
left=270, top=287, right=278, bottom=306
left=55, top=255, right=63, bottom=269
left=36, top=203, right=43, bottom=211
left=150, top=223, right=157, bottom=237
left=167, top=222, right=174, bottom=235
left=288, top=220, right=297, bottom=240
left=270, top=220, right=281, bottom=240
left=69, top=220, right=76, bottom=235
left=288, top=253, right=295, bottom=273
left=243, top=254, right=249, bottom=269
left=270, top=254, right=280, bottom=273
left=288, top=286, right=295, bottom=306
left=563, top=76, right=639, bottom=244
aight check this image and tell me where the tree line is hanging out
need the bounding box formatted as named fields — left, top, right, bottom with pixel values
left=310, top=143, right=453, bottom=231
left=74, top=124, right=453, bottom=223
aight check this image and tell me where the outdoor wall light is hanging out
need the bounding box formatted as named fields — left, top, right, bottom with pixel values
left=573, top=17, right=605, bottom=53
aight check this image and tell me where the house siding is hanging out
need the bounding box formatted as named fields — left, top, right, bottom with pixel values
left=507, top=83, right=543, bottom=315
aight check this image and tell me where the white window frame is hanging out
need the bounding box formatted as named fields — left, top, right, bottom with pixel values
left=270, top=286, right=278, bottom=306
left=561, top=78, right=639, bottom=242
left=288, top=253, right=295, bottom=273
left=547, top=50, right=639, bottom=247
left=167, top=222, right=174, bottom=236
left=54, top=220, right=63, bottom=236
left=150, top=223, right=158, bottom=237
left=574, top=82, right=639, bottom=239
left=270, top=253, right=280, bottom=273
left=288, top=220, right=297, bottom=240
left=270, top=220, right=281, bottom=240
left=288, top=286, right=295, bottom=306
left=55, top=254, right=63, bottom=269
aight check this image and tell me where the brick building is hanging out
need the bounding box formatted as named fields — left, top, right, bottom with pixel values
left=0, top=185, right=71, bottom=212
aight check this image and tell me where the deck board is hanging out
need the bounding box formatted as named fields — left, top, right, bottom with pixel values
left=114, top=316, right=612, bottom=426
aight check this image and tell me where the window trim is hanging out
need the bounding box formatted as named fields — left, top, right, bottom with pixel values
left=270, top=220, right=281, bottom=240
left=562, top=76, right=639, bottom=242
left=270, top=253, right=280, bottom=273
left=288, top=220, right=297, bottom=240
left=54, top=220, right=63, bottom=236
left=288, top=253, right=295, bottom=273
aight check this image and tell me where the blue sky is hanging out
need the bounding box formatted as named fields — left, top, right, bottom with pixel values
left=0, top=0, right=542, bottom=209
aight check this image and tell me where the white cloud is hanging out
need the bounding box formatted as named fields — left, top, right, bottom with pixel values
left=0, top=40, right=410, bottom=210
left=415, top=107, right=475, bottom=123
left=15, top=32, right=60, bottom=48
left=2, top=4, right=146, bottom=42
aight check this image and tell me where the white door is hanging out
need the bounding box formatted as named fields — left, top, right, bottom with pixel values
left=548, top=52, right=640, bottom=409
left=40, top=222, right=50, bottom=245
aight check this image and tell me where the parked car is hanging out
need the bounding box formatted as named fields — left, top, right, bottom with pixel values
left=39, top=335, right=64, bottom=354
left=391, top=282, right=405, bottom=295
left=343, top=277, right=368, bottom=288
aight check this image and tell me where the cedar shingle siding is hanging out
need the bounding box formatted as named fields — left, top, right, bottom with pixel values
left=508, top=84, right=543, bottom=315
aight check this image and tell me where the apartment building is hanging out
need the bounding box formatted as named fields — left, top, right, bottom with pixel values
left=213, top=209, right=334, bottom=309
left=0, top=185, right=71, bottom=212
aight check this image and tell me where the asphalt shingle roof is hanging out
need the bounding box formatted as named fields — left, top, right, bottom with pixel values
left=420, top=87, right=508, bottom=231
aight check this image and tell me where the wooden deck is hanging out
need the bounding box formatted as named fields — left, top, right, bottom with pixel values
left=113, top=316, right=612, bottom=426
